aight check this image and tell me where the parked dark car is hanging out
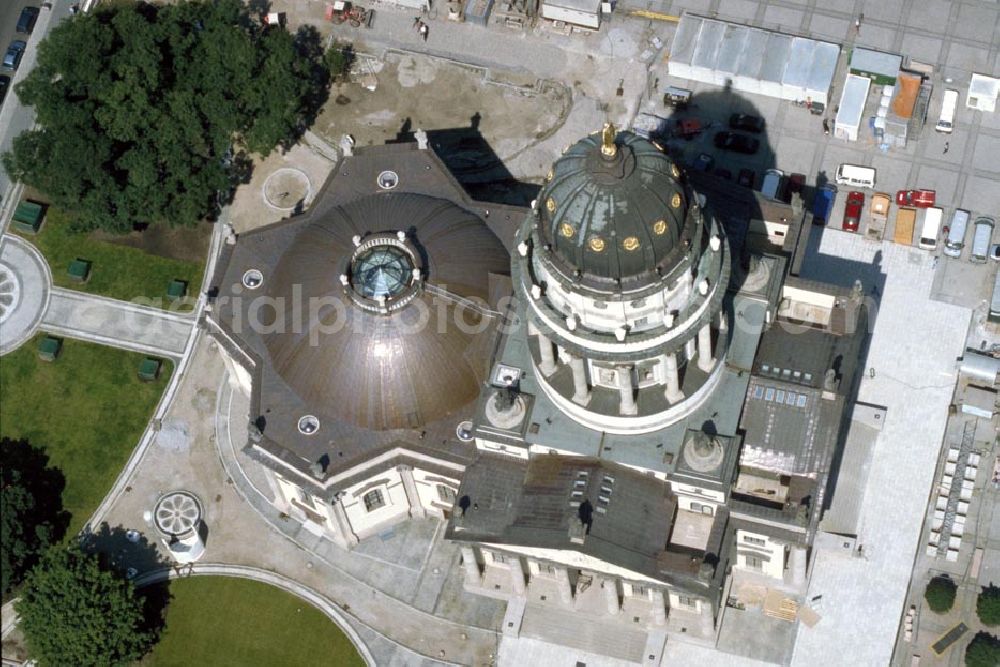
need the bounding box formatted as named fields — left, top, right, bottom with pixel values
left=787, top=173, right=806, bottom=195
left=737, top=169, right=755, bottom=189
left=3, top=41, right=26, bottom=71
left=714, top=131, right=760, bottom=154
left=729, top=113, right=765, bottom=133
left=16, top=7, right=40, bottom=34
left=0, top=75, right=10, bottom=104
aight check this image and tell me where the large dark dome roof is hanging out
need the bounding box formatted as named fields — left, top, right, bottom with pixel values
left=537, top=127, right=691, bottom=283
left=263, top=193, right=509, bottom=431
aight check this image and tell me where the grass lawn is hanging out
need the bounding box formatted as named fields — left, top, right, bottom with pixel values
left=0, top=337, right=171, bottom=537
left=14, top=207, right=205, bottom=309
left=143, top=577, right=366, bottom=666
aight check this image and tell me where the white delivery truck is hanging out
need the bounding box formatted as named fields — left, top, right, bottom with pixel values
left=918, top=207, right=943, bottom=250
left=936, top=89, right=958, bottom=133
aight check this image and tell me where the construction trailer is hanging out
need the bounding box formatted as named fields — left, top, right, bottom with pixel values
left=849, top=48, right=902, bottom=86
left=834, top=74, right=871, bottom=142
left=967, top=73, right=1000, bottom=113
left=540, top=0, right=600, bottom=29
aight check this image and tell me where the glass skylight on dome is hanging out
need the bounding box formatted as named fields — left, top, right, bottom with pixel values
left=352, top=246, right=413, bottom=299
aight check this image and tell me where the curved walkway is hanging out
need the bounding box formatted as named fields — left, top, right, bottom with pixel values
left=0, top=235, right=51, bottom=355
left=133, top=564, right=376, bottom=667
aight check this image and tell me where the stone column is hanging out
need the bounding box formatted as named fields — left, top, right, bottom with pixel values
left=603, top=577, right=621, bottom=615
left=652, top=589, right=667, bottom=625
left=570, top=356, right=591, bottom=405
left=537, top=332, right=557, bottom=375
left=509, top=556, right=526, bottom=595
left=331, top=498, right=360, bottom=548
left=685, top=337, right=697, bottom=362
left=717, top=309, right=728, bottom=332
left=663, top=353, right=685, bottom=404
left=617, top=366, right=637, bottom=415
left=698, top=324, right=715, bottom=372
left=397, top=465, right=427, bottom=519
left=461, top=546, right=482, bottom=586
left=556, top=566, right=573, bottom=605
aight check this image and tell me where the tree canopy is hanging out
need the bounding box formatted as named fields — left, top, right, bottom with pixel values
left=925, top=575, right=958, bottom=613
left=1, top=437, right=68, bottom=598
left=965, top=632, right=1000, bottom=667
left=3, top=0, right=337, bottom=233
left=978, top=584, right=1000, bottom=626
left=16, top=544, right=155, bottom=665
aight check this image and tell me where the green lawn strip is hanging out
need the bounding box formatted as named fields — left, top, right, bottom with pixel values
left=0, top=337, right=171, bottom=537
left=14, top=208, right=203, bottom=309
left=143, top=577, right=365, bottom=666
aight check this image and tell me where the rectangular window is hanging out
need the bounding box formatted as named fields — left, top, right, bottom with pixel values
left=745, top=555, right=764, bottom=571
left=490, top=551, right=508, bottom=564
left=536, top=562, right=555, bottom=575
left=786, top=391, right=797, bottom=405
left=436, top=485, right=456, bottom=504
left=775, top=389, right=785, bottom=403
left=764, top=387, right=775, bottom=402
left=753, top=385, right=764, bottom=399
left=743, top=535, right=766, bottom=546
left=363, top=489, right=385, bottom=512
left=632, top=585, right=649, bottom=597
left=676, top=595, right=697, bottom=609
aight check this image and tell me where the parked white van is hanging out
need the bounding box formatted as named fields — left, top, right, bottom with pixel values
left=943, top=209, right=971, bottom=258
left=761, top=169, right=784, bottom=200
left=835, top=164, right=876, bottom=189
left=971, top=217, right=995, bottom=264
left=936, top=89, right=959, bottom=133
left=918, top=207, right=943, bottom=250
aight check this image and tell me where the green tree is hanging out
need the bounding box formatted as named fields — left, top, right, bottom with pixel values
left=965, top=632, right=1000, bottom=667
left=978, top=584, right=1000, bottom=626
left=925, top=575, right=958, bottom=613
left=1, top=438, right=68, bottom=598
left=17, top=545, right=154, bottom=665
left=3, top=0, right=334, bottom=233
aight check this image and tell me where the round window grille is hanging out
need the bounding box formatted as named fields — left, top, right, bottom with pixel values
left=242, top=269, right=264, bottom=289
left=297, top=415, right=320, bottom=435
left=377, top=170, right=399, bottom=190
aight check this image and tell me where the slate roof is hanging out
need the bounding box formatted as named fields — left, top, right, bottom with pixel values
left=448, top=454, right=728, bottom=597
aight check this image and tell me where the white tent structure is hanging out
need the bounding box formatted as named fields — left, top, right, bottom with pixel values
left=669, top=15, right=840, bottom=106
left=967, top=74, right=1000, bottom=113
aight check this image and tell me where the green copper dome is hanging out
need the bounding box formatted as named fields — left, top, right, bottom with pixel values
left=535, top=126, right=694, bottom=286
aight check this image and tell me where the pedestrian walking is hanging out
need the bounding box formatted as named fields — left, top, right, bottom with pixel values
left=943, top=142, right=950, bottom=154
left=419, top=22, right=429, bottom=41
left=413, top=16, right=421, bottom=27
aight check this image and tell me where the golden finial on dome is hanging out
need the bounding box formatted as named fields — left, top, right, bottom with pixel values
left=600, top=122, right=617, bottom=158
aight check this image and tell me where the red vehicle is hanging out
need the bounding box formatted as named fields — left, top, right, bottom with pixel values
left=896, top=189, right=936, bottom=208
left=843, top=191, right=865, bottom=232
